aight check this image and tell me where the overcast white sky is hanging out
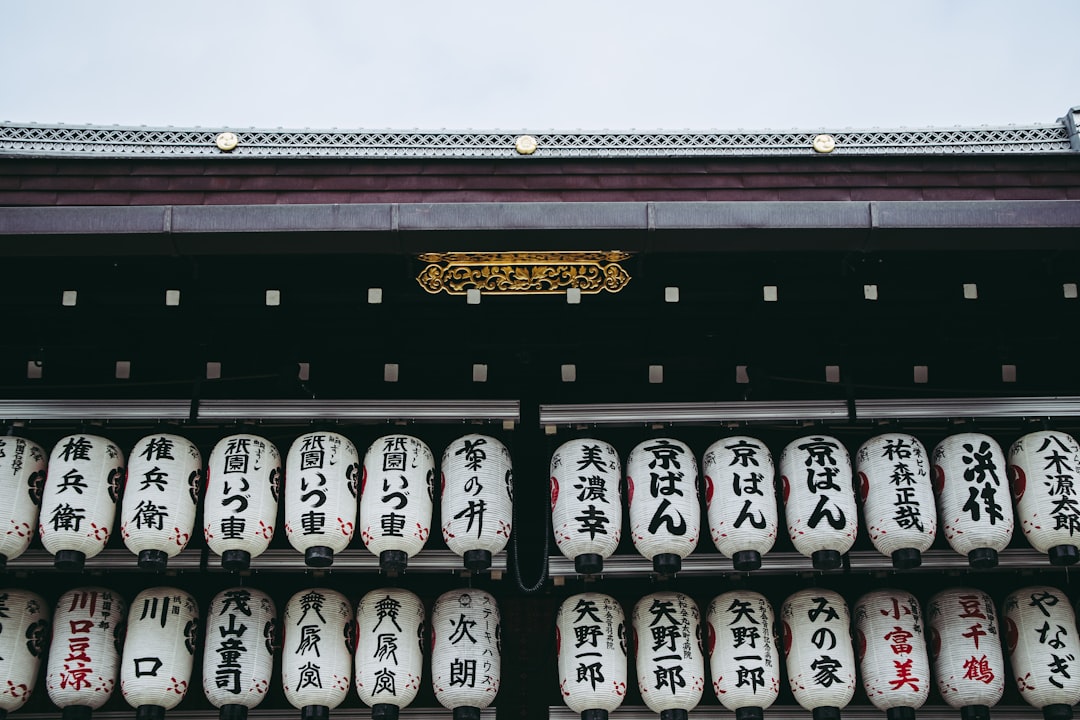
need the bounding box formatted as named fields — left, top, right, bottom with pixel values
left=2, top=0, right=1077, bottom=133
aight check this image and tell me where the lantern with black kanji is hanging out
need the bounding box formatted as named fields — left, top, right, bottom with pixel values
left=1004, top=585, right=1080, bottom=720
left=47, top=587, right=127, bottom=720
left=0, top=589, right=50, bottom=718
left=204, top=433, right=281, bottom=571
left=855, top=433, right=937, bottom=569
left=780, top=435, right=857, bottom=570
left=431, top=589, right=500, bottom=720
left=1008, top=431, right=1080, bottom=566
left=121, top=587, right=199, bottom=720
left=854, top=589, right=929, bottom=720
left=203, top=587, right=277, bottom=720
left=933, top=433, right=1014, bottom=568
left=706, top=590, right=779, bottom=720
left=355, top=588, right=425, bottom=720
left=40, top=434, right=125, bottom=571
left=442, top=433, right=514, bottom=572
left=781, top=588, right=855, bottom=720
left=633, top=591, right=705, bottom=720
left=283, top=588, right=354, bottom=720
left=926, top=588, right=1004, bottom=720
left=703, top=436, right=778, bottom=571
left=556, top=592, right=627, bottom=720
left=359, top=434, right=434, bottom=574
left=0, top=435, right=46, bottom=571
left=550, top=438, right=622, bottom=575
left=286, top=431, right=359, bottom=567
left=627, top=439, right=700, bottom=575
left=122, top=433, right=202, bottom=571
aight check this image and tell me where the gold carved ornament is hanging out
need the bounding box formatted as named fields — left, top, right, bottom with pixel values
left=416, top=251, right=632, bottom=296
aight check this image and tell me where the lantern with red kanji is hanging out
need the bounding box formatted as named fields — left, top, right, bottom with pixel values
left=204, top=433, right=281, bottom=571
left=781, top=588, right=855, bottom=720
left=550, top=438, right=622, bottom=575
left=926, top=588, right=1004, bottom=720
left=203, top=587, right=277, bottom=720
left=285, top=431, right=359, bottom=567
left=855, top=433, right=937, bottom=569
left=0, top=588, right=50, bottom=718
left=47, top=587, right=127, bottom=720
left=441, top=433, right=514, bottom=572
left=359, top=434, right=434, bottom=574
left=122, top=433, right=202, bottom=571
left=355, top=588, right=425, bottom=720
left=40, top=434, right=125, bottom=572
left=1004, top=585, right=1080, bottom=720
left=933, top=433, right=1014, bottom=568
left=431, top=589, right=500, bottom=720
left=627, top=439, right=700, bottom=575
left=0, top=435, right=46, bottom=571
left=703, top=436, right=777, bottom=571
left=707, top=590, right=779, bottom=720
left=556, top=592, right=627, bottom=720
left=854, top=589, right=929, bottom=720
left=1008, top=430, right=1080, bottom=566
left=282, top=588, right=354, bottom=720
left=780, top=435, right=858, bottom=570
left=120, top=587, right=199, bottom=720
left=633, top=591, right=705, bottom=720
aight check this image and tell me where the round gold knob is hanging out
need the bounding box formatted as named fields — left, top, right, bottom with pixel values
left=515, top=135, right=538, bottom=155
left=812, top=133, right=836, bottom=153
left=215, top=132, right=239, bottom=152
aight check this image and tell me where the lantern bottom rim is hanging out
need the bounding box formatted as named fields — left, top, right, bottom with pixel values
left=732, top=550, right=762, bottom=571
left=1049, top=545, right=1079, bottom=566
left=1043, top=703, right=1074, bottom=720
left=959, top=704, right=991, bottom=720
left=734, top=708, right=763, bottom=720
left=136, top=705, right=166, bottom=720
left=581, top=709, right=609, bottom=720
left=811, top=549, right=842, bottom=570
left=886, top=707, right=916, bottom=720
left=138, top=548, right=169, bottom=572
left=465, top=549, right=492, bottom=572
left=305, top=546, right=335, bottom=567
left=453, top=707, right=482, bottom=720
left=653, top=552, right=682, bottom=575
left=967, top=548, right=999, bottom=568
left=659, top=710, right=687, bottom=720
left=0, top=552, right=7, bottom=573
left=811, top=706, right=841, bottom=720
left=61, top=706, right=93, bottom=720
left=219, top=704, right=249, bottom=720
left=575, top=553, right=604, bottom=575
left=301, top=705, right=330, bottom=720
left=54, top=549, right=86, bottom=573
left=891, top=548, right=922, bottom=569
left=380, top=549, right=408, bottom=576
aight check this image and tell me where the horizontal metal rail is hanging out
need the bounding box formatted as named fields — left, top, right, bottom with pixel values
left=856, top=396, right=1080, bottom=419
left=0, top=399, right=191, bottom=421
left=17, top=709, right=495, bottom=720
left=550, top=707, right=1040, bottom=720
left=539, top=400, right=851, bottom=427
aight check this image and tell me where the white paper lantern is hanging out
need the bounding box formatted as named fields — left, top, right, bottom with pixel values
left=121, top=433, right=202, bottom=571
left=359, top=435, right=434, bottom=574
left=706, top=590, right=779, bottom=720
left=286, top=431, right=360, bottom=567
left=355, top=588, right=425, bottom=720
left=926, top=588, right=1005, bottom=720
left=47, top=587, right=127, bottom=720
left=854, top=589, right=930, bottom=720
left=550, top=439, right=623, bottom=575
left=121, top=587, right=199, bottom=720
left=933, top=433, right=1014, bottom=568
left=781, top=588, right=855, bottom=720
left=1004, top=585, right=1080, bottom=720
left=633, top=591, right=705, bottom=720
left=556, top=592, right=627, bottom=720
left=0, top=436, right=46, bottom=570
left=1008, top=431, right=1080, bottom=566
left=703, top=436, right=778, bottom=571
left=203, top=587, right=278, bottom=720
left=40, top=435, right=124, bottom=572
left=780, top=435, right=857, bottom=570
left=627, top=439, right=700, bottom=575
left=855, top=433, right=937, bottom=569
left=282, top=588, right=354, bottom=720
left=0, top=589, right=50, bottom=717
left=441, top=434, right=514, bottom=571
left=431, top=589, right=500, bottom=720
left=204, top=433, right=281, bottom=571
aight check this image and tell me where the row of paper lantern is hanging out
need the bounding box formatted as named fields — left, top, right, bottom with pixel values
left=551, top=429, right=1080, bottom=574
left=0, top=430, right=513, bottom=573
left=0, top=585, right=499, bottom=720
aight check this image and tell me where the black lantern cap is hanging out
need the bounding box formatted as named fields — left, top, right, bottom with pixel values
left=887, top=707, right=916, bottom=720
left=136, top=705, right=166, bottom=720
left=968, top=548, right=998, bottom=569
left=812, top=549, right=842, bottom=570
left=221, top=549, right=251, bottom=572
left=659, top=710, right=687, bottom=720
left=735, top=708, right=764, bottom=720
left=62, top=707, right=93, bottom=720
left=0, top=553, right=7, bottom=573
left=653, top=552, right=682, bottom=575
left=581, top=710, right=608, bottom=720
left=453, top=707, right=481, bottom=720
left=732, top=550, right=762, bottom=571
left=812, top=707, right=841, bottom=720
left=219, top=705, right=249, bottom=720
left=891, top=548, right=922, bottom=569
left=464, top=549, right=492, bottom=572
left=372, top=704, right=399, bottom=720
left=139, top=549, right=169, bottom=572
left=55, top=549, right=86, bottom=572
left=301, top=705, right=329, bottom=720
left=1049, top=545, right=1079, bottom=566
left=1044, top=704, right=1075, bottom=720
left=960, top=704, right=991, bottom=720
left=380, top=549, right=408, bottom=575
left=305, top=546, right=334, bottom=568
left=575, top=553, right=604, bottom=575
